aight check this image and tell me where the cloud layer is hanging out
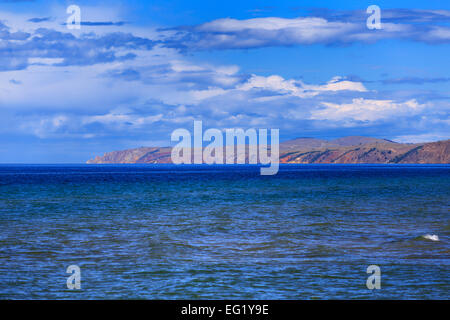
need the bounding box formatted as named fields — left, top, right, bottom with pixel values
left=163, top=9, right=450, bottom=50
left=0, top=6, right=448, bottom=161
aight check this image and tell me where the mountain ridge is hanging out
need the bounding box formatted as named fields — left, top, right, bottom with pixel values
left=87, top=137, right=450, bottom=164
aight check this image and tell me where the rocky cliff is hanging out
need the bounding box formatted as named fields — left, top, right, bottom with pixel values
left=87, top=137, right=450, bottom=164
left=87, top=147, right=172, bottom=164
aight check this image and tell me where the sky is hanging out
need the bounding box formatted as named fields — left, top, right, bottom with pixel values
left=0, top=0, right=449, bottom=162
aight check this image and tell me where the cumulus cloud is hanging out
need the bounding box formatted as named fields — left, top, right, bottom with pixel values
left=310, top=98, right=424, bottom=122
left=0, top=20, right=155, bottom=71
left=0, top=21, right=30, bottom=40
left=0, top=9, right=447, bottom=154
left=237, top=75, right=367, bottom=98
left=20, top=115, right=70, bottom=139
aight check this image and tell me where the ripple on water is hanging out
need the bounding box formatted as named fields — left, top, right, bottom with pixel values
left=0, top=164, right=449, bottom=299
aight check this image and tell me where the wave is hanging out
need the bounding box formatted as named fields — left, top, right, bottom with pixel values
left=422, top=234, right=440, bottom=241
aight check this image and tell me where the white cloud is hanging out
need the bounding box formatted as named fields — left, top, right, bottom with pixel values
left=238, top=74, right=367, bottom=98
left=303, top=76, right=367, bottom=93
left=198, top=17, right=353, bottom=34
left=19, top=115, right=69, bottom=138
left=189, top=87, right=227, bottom=101
left=28, top=58, right=65, bottom=65
left=310, top=98, right=424, bottom=122
left=0, top=8, right=447, bottom=144
left=425, top=26, right=450, bottom=42
left=166, top=14, right=450, bottom=50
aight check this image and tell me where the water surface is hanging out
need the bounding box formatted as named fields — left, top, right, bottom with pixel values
left=0, top=164, right=448, bottom=299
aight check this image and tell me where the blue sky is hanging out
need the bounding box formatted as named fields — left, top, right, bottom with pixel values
left=0, top=0, right=449, bottom=162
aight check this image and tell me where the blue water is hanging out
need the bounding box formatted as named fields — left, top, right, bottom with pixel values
left=0, top=164, right=449, bottom=299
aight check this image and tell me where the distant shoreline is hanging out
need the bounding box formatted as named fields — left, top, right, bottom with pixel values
left=87, top=137, right=450, bottom=165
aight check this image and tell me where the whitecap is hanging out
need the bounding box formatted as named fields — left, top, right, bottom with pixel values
left=422, top=234, right=439, bottom=241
